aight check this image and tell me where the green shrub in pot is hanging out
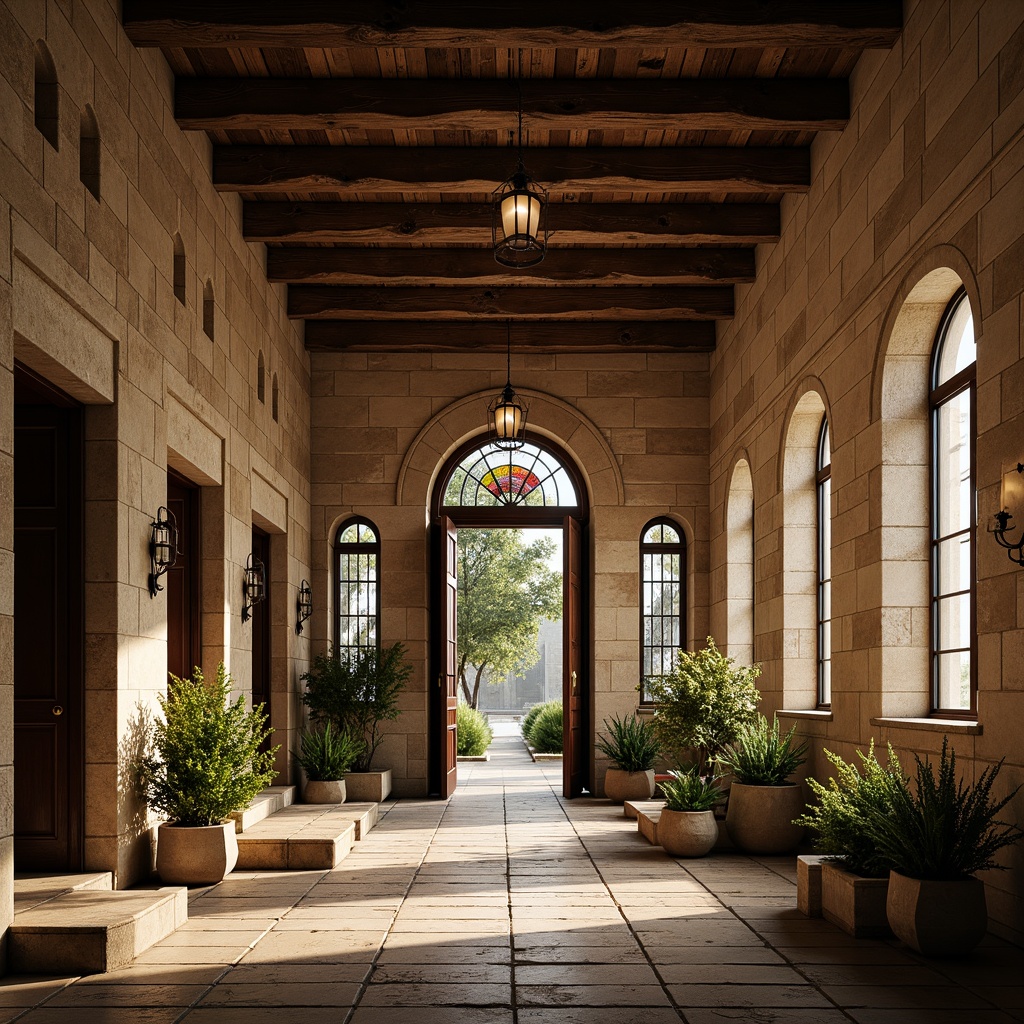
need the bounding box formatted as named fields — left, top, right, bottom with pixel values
left=295, top=722, right=363, bottom=783
left=596, top=714, right=660, bottom=802
left=657, top=768, right=724, bottom=857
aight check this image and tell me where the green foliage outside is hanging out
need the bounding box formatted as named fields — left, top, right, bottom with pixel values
left=660, top=768, right=724, bottom=812
left=520, top=702, right=549, bottom=740
left=295, top=722, right=364, bottom=782
left=645, top=637, right=761, bottom=772
left=794, top=741, right=906, bottom=878
left=457, top=529, right=562, bottom=708
left=141, top=663, right=278, bottom=828
left=301, top=642, right=412, bottom=772
left=527, top=701, right=563, bottom=753
left=596, top=714, right=660, bottom=773
left=860, top=738, right=1024, bottom=880
left=456, top=703, right=494, bottom=757
left=719, top=714, right=808, bottom=785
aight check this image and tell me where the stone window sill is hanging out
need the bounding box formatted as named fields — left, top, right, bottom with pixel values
left=777, top=709, right=834, bottom=722
left=870, top=716, right=982, bottom=735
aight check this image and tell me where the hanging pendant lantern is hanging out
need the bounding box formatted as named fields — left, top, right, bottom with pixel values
left=487, top=320, right=528, bottom=450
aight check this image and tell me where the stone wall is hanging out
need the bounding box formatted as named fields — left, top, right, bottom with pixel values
left=708, top=0, right=1024, bottom=942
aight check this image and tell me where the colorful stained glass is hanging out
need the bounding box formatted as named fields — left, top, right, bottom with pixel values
left=480, top=464, right=541, bottom=499
left=442, top=439, right=578, bottom=509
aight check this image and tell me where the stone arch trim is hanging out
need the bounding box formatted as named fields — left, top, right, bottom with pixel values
left=396, top=388, right=625, bottom=509
left=723, top=445, right=754, bottom=532
left=871, top=245, right=981, bottom=421
left=775, top=376, right=831, bottom=493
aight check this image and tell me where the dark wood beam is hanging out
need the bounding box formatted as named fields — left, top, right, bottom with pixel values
left=215, top=146, right=810, bottom=194
left=177, top=78, right=848, bottom=133
left=123, top=1, right=903, bottom=50
left=245, top=201, right=781, bottom=245
left=288, top=285, right=733, bottom=320
left=267, top=247, right=755, bottom=285
left=304, top=319, right=716, bottom=352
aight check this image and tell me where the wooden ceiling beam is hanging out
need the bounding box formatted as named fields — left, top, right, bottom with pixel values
left=303, top=319, right=717, bottom=352
left=215, top=145, right=810, bottom=194
left=177, top=78, right=848, bottom=133
left=288, top=285, right=733, bottom=320
left=267, top=247, right=755, bottom=285
left=123, top=1, right=902, bottom=50
left=243, top=201, right=781, bottom=245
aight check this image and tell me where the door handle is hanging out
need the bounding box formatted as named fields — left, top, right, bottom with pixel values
left=438, top=674, right=443, bottom=690
left=571, top=671, right=577, bottom=693
left=52, top=705, right=63, bottom=716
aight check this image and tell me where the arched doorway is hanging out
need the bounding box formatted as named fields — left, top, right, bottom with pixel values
left=430, top=434, right=589, bottom=798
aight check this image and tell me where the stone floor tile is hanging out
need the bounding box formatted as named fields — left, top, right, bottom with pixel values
left=682, top=1010, right=853, bottom=1024
left=371, top=964, right=511, bottom=984
left=14, top=1011, right=182, bottom=1024
left=668, top=984, right=833, bottom=1008
left=0, top=978, right=75, bottom=1007
left=44, top=982, right=208, bottom=1006
left=517, top=1010, right=684, bottom=1024
left=515, top=964, right=661, bottom=986
left=517, top=983, right=672, bottom=1006
left=359, top=982, right=511, bottom=1005
left=197, top=982, right=361, bottom=1006
left=658, top=963, right=807, bottom=984
left=821, top=984, right=1005, bottom=1008
left=185, top=1011, right=372, bottom=1024
left=845, top=1012, right=1019, bottom=1024
left=650, top=945, right=786, bottom=965
left=514, top=945, right=649, bottom=964
left=348, top=1009, right=513, bottom=1024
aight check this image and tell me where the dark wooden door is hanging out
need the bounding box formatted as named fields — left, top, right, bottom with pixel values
left=165, top=471, right=201, bottom=683
left=563, top=515, right=587, bottom=797
left=14, top=403, right=84, bottom=870
left=431, top=517, right=458, bottom=797
left=251, top=528, right=272, bottom=735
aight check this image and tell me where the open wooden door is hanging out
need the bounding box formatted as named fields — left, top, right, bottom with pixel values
left=431, top=517, right=458, bottom=797
left=563, top=515, right=587, bottom=797
left=166, top=470, right=201, bottom=682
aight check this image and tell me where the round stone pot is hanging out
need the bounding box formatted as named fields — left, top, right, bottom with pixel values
left=886, top=871, right=987, bottom=957
left=658, top=809, right=718, bottom=857
left=604, top=768, right=656, bottom=803
left=157, top=821, right=238, bottom=886
left=304, top=779, right=347, bottom=804
left=725, top=782, right=805, bottom=855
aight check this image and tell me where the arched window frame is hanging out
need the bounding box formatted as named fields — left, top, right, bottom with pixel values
left=816, top=417, right=832, bottom=708
left=639, top=517, right=687, bottom=705
left=929, top=289, right=976, bottom=718
left=334, top=517, right=381, bottom=661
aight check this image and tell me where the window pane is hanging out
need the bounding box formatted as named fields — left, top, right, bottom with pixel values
left=936, top=535, right=970, bottom=597
left=935, top=593, right=971, bottom=653
left=935, top=298, right=975, bottom=387
left=935, top=389, right=972, bottom=538
left=640, top=523, right=686, bottom=701
left=936, top=651, right=971, bottom=711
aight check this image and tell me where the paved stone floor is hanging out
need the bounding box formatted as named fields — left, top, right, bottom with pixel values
left=3, top=731, right=1023, bottom=1023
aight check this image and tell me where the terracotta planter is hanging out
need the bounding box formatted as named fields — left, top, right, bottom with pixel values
left=303, top=779, right=347, bottom=804
left=344, top=770, right=392, bottom=802
left=604, top=768, right=656, bottom=803
left=658, top=808, right=719, bottom=857
left=886, top=871, right=987, bottom=957
left=725, top=782, right=805, bottom=855
left=821, top=862, right=891, bottom=937
left=156, top=821, right=238, bottom=886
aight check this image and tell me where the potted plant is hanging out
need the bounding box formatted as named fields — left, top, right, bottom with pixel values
left=596, top=714, right=660, bottom=802
left=657, top=768, right=723, bottom=857
left=295, top=722, right=364, bottom=804
left=795, top=742, right=904, bottom=936
left=862, top=738, right=1023, bottom=957
left=142, top=664, right=277, bottom=886
left=644, top=637, right=760, bottom=775
left=718, top=713, right=808, bottom=855
left=301, top=642, right=412, bottom=801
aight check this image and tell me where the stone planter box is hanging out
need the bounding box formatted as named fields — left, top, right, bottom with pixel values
left=344, top=770, right=392, bottom=803
left=725, top=782, right=805, bottom=855
left=887, top=871, right=987, bottom=957
left=821, top=862, right=891, bottom=938
left=156, top=822, right=238, bottom=887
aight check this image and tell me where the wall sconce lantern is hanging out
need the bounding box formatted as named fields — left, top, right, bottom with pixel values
left=296, top=579, right=313, bottom=634
left=148, top=505, right=178, bottom=597
left=242, top=553, right=267, bottom=622
left=487, top=320, right=528, bottom=450
left=990, top=463, right=1024, bottom=566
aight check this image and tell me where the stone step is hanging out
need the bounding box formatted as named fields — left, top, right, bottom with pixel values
left=624, top=799, right=665, bottom=823
left=229, top=785, right=297, bottom=833
left=235, top=801, right=379, bottom=870
left=629, top=801, right=735, bottom=852
left=9, top=887, right=187, bottom=975
left=14, top=872, right=113, bottom=914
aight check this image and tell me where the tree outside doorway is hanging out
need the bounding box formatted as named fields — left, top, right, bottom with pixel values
left=456, top=528, right=562, bottom=709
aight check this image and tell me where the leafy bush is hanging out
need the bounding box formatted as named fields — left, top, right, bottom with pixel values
left=142, top=663, right=277, bottom=827
left=301, top=643, right=412, bottom=771
left=295, top=722, right=363, bottom=782
left=457, top=703, right=494, bottom=757
left=528, top=701, right=563, bottom=754
left=521, top=702, right=549, bottom=741
left=794, top=741, right=905, bottom=877
left=596, top=714, right=660, bottom=772
left=861, top=738, right=1024, bottom=880
left=645, top=637, right=760, bottom=772
left=719, top=714, right=807, bottom=785
left=661, top=768, right=723, bottom=812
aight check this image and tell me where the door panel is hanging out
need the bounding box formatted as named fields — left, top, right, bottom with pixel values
left=165, top=472, right=201, bottom=682
left=563, top=515, right=587, bottom=797
left=251, top=528, right=272, bottom=745
left=14, top=403, right=84, bottom=871
left=431, top=518, right=458, bottom=797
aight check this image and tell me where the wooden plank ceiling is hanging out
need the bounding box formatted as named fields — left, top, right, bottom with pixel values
left=122, top=2, right=903, bottom=352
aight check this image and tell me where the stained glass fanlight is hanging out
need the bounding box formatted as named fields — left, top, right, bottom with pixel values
left=443, top=439, right=578, bottom=509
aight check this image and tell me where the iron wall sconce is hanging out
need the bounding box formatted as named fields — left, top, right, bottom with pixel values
left=990, top=463, right=1024, bottom=566
left=242, top=552, right=267, bottom=622
left=296, top=579, right=313, bottom=634
left=148, top=505, right=178, bottom=597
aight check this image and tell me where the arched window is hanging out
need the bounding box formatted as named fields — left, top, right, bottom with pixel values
left=335, top=517, right=380, bottom=660
left=172, top=234, right=186, bottom=306
left=640, top=518, right=686, bottom=704
left=202, top=279, right=215, bottom=339
left=817, top=417, right=832, bottom=707
left=930, top=290, right=975, bottom=715
left=726, top=459, right=754, bottom=665
left=257, top=351, right=266, bottom=403
left=79, top=105, right=100, bottom=200
left=34, top=42, right=59, bottom=150
left=272, top=373, right=279, bottom=422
